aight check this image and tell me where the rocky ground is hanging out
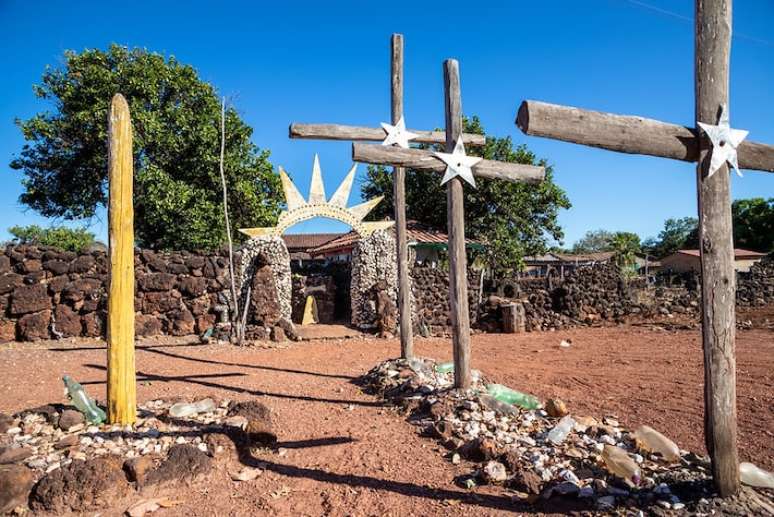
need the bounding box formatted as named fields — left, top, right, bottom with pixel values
left=0, top=327, right=771, bottom=515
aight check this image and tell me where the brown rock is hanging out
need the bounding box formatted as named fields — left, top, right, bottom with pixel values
left=142, top=291, right=181, bottom=313
left=250, top=266, right=282, bottom=326
left=0, top=273, right=22, bottom=295
left=82, top=312, right=104, bottom=337
left=43, top=259, right=71, bottom=275
left=178, top=276, right=207, bottom=297
left=0, top=465, right=35, bottom=513
left=509, top=468, right=543, bottom=495
left=123, top=456, right=156, bottom=485
left=61, top=278, right=101, bottom=303
left=68, top=255, right=95, bottom=273
left=0, top=414, right=13, bottom=433
left=270, top=326, right=286, bottom=342
left=135, top=314, right=164, bottom=337
left=545, top=398, right=569, bottom=418
left=170, top=308, right=195, bottom=336
left=47, top=275, right=69, bottom=294
left=54, top=435, right=79, bottom=450
left=0, top=320, right=15, bottom=343
left=30, top=456, right=131, bottom=513
left=17, top=259, right=42, bottom=274
left=228, top=401, right=277, bottom=445
left=459, top=437, right=499, bottom=462
left=54, top=304, right=82, bottom=337
left=0, top=446, right=33, bottom=464
left=0, top=256, right=9, bottom=274
left=167, top=262, right=189, bottom=275
left=189, top=295, right=210, bottom=316
left=17, top=310, right=51, bottom=341
left=10, top=284, right=49, bottom=315
left=195, top=314, right=216, bottom=335
left=143, top=445, right=211, bottom=487
left=137, top=272, right=176, bottom=291
left=58, top=409, right=84, bottom=431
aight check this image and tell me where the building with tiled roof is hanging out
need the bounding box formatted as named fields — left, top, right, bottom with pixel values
left=661, top=248, right=767, bottom=273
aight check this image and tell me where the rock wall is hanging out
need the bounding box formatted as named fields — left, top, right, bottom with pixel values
left=350, top=230, right=397, bottom=329
left=410, top=266, right=483, bottom=336
left=737, top=258, right=774, bottom=307
left=0, top=245, right=234, bottom=342
left=237, top=237, right=292, bottom=325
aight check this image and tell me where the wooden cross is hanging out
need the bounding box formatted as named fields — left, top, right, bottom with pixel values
left=515, top=0, right=774, bottom=496
left=289, top=34, right=485, bottom=361
left=353, top=59, right=544, bottom=389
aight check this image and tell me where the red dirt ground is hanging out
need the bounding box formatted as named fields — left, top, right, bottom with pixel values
left=0, top=327, right=771, bottom=516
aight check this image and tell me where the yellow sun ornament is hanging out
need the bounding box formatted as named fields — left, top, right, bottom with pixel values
left=239, top=155, right=394, bottom=238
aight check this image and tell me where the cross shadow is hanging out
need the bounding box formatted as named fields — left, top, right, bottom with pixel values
left=139, top=346, right=354, bottom=381
left=81, top=364, right=381, bottom=407
left=48, top=341, right=204, bottom=352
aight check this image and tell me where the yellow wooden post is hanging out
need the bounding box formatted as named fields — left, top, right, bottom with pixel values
left=107, top=93, right=136, bottom=425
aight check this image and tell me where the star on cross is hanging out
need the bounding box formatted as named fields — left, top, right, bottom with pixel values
left=380, top=116, right=418, bottom=149
left=697, top=104, right=749, bottom=178
left=434, top=138, right=482, bottom=187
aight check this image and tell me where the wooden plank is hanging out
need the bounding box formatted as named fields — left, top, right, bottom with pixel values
left=391, top=33, right=414, bottom=360
left=290, top=122, right=487, bottom=146
left=352, top=143, right=545, bottom=184
left=444, top=59, right=472, bottom=390
left=107, top=93, right=136, bottom=425
left=695, top=0, right=739, bottom=497
left=516, top=100, right=774, bottom=173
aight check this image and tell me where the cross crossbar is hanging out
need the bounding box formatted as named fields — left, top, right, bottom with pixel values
left=290, top=122, right=486, bottom=146
left=517, top=100, right=774, bottom=172
left=352, top=142, right=545, bottom=184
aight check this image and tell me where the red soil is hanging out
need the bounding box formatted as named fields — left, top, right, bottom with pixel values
left=0, top=327, right=771, bottom=515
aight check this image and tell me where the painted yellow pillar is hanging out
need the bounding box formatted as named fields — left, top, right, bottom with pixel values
left=107, top=93, right=136, bottom=424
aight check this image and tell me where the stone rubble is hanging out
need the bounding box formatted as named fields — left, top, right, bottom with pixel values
left=360, top=357, right=774, bottom=515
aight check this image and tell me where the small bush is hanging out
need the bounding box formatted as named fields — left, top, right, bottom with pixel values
left=8, top=225, right=96, bottom=252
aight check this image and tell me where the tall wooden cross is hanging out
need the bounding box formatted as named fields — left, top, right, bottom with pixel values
left=289, top=34, right=485, bottom=360
left=353, top=59, right=544, bottom=389
left=515, top=0, right=774, bottom=496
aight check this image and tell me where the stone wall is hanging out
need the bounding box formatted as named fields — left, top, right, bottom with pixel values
left=0, top=245, right=233, bottom=342
left=350, top=229, right=397, bottom=330
left=411, top=266, right=483, bottom=336
left=737, top=258, right=774, bottom=307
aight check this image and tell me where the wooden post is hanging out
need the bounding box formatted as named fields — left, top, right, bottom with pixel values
left=107, top=94, right=136, bottom=425
left=392, top=34, right=414, bottom=359
left=443, top=60, right=472, bottom=389
left=695, top=0, right=739, bottom=496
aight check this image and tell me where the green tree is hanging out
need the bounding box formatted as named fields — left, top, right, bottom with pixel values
left=609, top=231, right=641, bottom=270
left=732, top=198, right=773, bottom=252
left=643, top=217, right=699, bottom=258
left=572, top=229, right=616, bottom=253
left=8, top=225, right=96, bottom=252
left=361, top=117, right=571, bottom=273
left=10, top=45, right=282, bottom=250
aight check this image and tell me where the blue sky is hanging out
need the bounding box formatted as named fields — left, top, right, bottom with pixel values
left=1, top=0, right=772, bottom=246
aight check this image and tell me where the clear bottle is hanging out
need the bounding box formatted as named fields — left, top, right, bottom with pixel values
left=485, top=384, right=541, bottom=410
left=631, top=425, right=680, bottom=462
left=169, top=398, right=216, bottom=418
left=547, top=415, right=576, bottom=445
left=62, top=375, right=106, bottom=425
left=740, top=462, right=774, bottom=489
left=601, top=444, right=641, bottom=487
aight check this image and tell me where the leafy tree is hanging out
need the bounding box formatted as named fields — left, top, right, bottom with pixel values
left=10, top=45, right=282, bottom=250
left=642, top=217, right=699, bottom=258
left=732, top=197, right=773, bottom=252
left=8, top=225, right=96, bottom=252
left=572, top=229, right=616, bottom=253
left=361, top=117, right=571, bottom=273
left=609, top=231, right=641, bottom=269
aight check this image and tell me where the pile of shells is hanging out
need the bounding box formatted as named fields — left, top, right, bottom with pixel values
left=360, top=358, right=773, bottom=515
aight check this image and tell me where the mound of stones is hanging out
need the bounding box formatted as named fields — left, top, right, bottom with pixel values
left=737, top=257, right=774, bottom=307
left=0, top=397, right=276, bottom=514
left=360, top=358, right=772, bottom=515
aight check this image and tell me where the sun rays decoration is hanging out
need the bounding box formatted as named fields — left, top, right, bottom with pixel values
left=239, top=155, right=394, bottom=238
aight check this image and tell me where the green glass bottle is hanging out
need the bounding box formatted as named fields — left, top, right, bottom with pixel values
left=62, top=375, right=106, bottom=425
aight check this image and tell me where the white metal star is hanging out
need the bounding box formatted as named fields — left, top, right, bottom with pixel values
left=434, top=138, right=482, bottom=188
left=380, top=116, right=418, bottom=149
left=697, top=104, right=749, bottom=178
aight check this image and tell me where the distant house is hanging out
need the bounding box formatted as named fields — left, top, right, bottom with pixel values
left=660, top=249, right=767, bottom=273
left=309, top=220, right=484, bottom=266
left=522, top=251, right=615, bottom=278
left=633, top=255, right=662, bottom=276
left=282, top=233, right=344, bottom=266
